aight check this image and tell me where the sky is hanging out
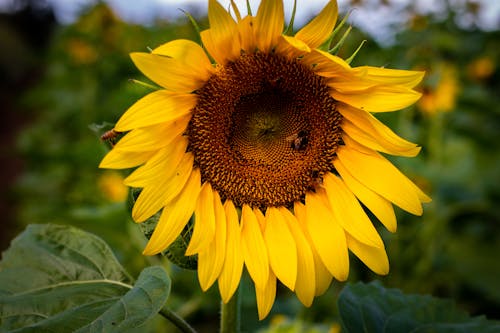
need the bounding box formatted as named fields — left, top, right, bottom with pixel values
left=1, top=0, right=499, bottom=44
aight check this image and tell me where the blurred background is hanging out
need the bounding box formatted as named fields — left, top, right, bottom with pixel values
left=0, top=0, right=499, bottom=331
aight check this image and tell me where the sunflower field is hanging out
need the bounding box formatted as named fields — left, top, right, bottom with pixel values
left=0, top=1, right=499, bottom=332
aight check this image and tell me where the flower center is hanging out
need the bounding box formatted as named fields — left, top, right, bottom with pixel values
left=229, top=90, right=303, bottom=165
left=188, top=52, right=342, bottom=208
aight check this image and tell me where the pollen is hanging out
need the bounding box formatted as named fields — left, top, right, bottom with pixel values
left=188, top=52, right=343, bottom=208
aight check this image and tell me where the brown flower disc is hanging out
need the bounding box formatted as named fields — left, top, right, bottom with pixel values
left=188, top=52, right=343, bottom=209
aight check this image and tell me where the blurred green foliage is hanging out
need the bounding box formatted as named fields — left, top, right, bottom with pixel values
left=1, top=1, right=499, bottom=332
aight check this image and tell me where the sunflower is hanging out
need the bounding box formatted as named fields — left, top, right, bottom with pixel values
left=100, top=0, right=430, bottom=319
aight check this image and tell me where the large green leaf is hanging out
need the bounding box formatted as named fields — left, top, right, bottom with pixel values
left=0, top=224, right=171, bottom=332
left=338, top=281, right=500, bottom=333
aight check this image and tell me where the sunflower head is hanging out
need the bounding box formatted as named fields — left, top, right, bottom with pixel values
left=100, top=0, right=430, bottom=320
left=189, top=51, right=343, bottom=209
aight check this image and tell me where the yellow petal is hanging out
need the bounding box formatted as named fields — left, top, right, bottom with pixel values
left=353, top=66, right=424, bottom=89
left=152, top=39, right=213, bottom=78
left=218, top=200, right=244, bottom=303
left=312, top=246, right=333, bottom=296
left=130, top=52, right=207, bottom=92
left=114, top=116, right=189, bottom=152
left=132, top=153, right=194, bottom=222
left=280, top=207, right=315, bottom=307
left=328, top=67, right=424, bottom=92
left=294, top=202, right=333, bottom=296
left=330, top=85, right=422, bottom=112
left=338, top=103, right=421, bottom=157
left=305, top=190, right=349, bottom=281
left=143, top=169, right=201, bottom=255
left=343, top=131, right=383, bottom=155
left=344, top=132, right=430, bottom=210
left=304, top=49, right=352, bottom=74
left=238, top=16, right=256, bottom=53
left=124, top=136, right=188, bottom=187
left=346, top=233, right=389, bottom=275
left=413, top=183, right=432, bottom=203
left=342, top=121, right=420, bottom=157
left=203, top=0, right=240, bottom=64
left=264, top=207, right=297, bottom=291
left=326, top=76, right=378, bottom=92
left=186, top=182, right=216, bottom=255
left=275, top=35, right=311, bottom=56
left=241, top=204, right=269, bottom=290
left=336, top=144, right=425, bottom=215
left=255, top=270, right=276, bottom=320
left=255, top=0, right=284, bottom=52
left=99, top=149, right=154, bottom=169
left=198, top=191, right=226, bottom=291
left=322, top=173, right=384, bottom=248
left=334, top=158, right=397, bottom=232
left=295, top=0, right=338, bottom=48
left=115, top=91, right=196, bottom=132
left=253, top=207, right=267, bottom=231
left=132, top=153, right=194, bottom=223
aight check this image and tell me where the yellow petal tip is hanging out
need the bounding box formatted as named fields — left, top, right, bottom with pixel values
left=142, top=246, right=158, bottom=256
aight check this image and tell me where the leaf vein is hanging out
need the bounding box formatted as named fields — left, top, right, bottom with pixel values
left=5, top=279, right=133, bottom=298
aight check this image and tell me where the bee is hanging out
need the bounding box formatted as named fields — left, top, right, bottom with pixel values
left=311, top=169, right=323, bottom=186
left=286, top=130, right=308, bottom=151
left=101, top=129, right=120, bottom=147
left=305, top=169, right=323, bottom=190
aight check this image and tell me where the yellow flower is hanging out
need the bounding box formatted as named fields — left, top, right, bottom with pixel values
left=418, top=64, right=459, bottom=114
left=97, top=171, right=128, bottom=202
left=269, top=314, right=288, bottom=326
left=467, top=56, right=495, bottom=81
left=329, top=323, right=342, bottom=333
left=100, top=0, right=430, bottom=319
left=67, top=38, right=98, bottom=65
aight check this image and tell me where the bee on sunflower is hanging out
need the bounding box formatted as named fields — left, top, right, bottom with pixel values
left=100, top=0, right=430, bottom=319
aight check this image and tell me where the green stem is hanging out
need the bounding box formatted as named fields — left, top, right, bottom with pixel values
left=220, top=287, right=240, bottom=333
left=159, top=306, right=197, bottom=333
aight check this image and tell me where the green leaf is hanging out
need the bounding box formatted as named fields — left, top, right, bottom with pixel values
left=76, top=266, right=170, bottom=332
left=0, top=224, right=171, bottom=332
left=338, top=281, right=500, bottom=333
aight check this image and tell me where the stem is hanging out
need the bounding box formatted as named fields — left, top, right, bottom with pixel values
left=159, top=306, right=197, bottom=333
left=220, top=287, right=240, bottom=333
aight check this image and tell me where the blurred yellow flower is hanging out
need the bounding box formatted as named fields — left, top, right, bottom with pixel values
left=101, top=0, right=429, bottom=319
left=419, top=64, right=459, bottom=114
left=329, top=323, right=342, bottom=333
left=67, top=38, right=98, bottom=65
left=98, top=171, right=128, bottom=202
left=269, top=314, right=287, bottom=326
left=467, top=56, right=495, bottom=81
